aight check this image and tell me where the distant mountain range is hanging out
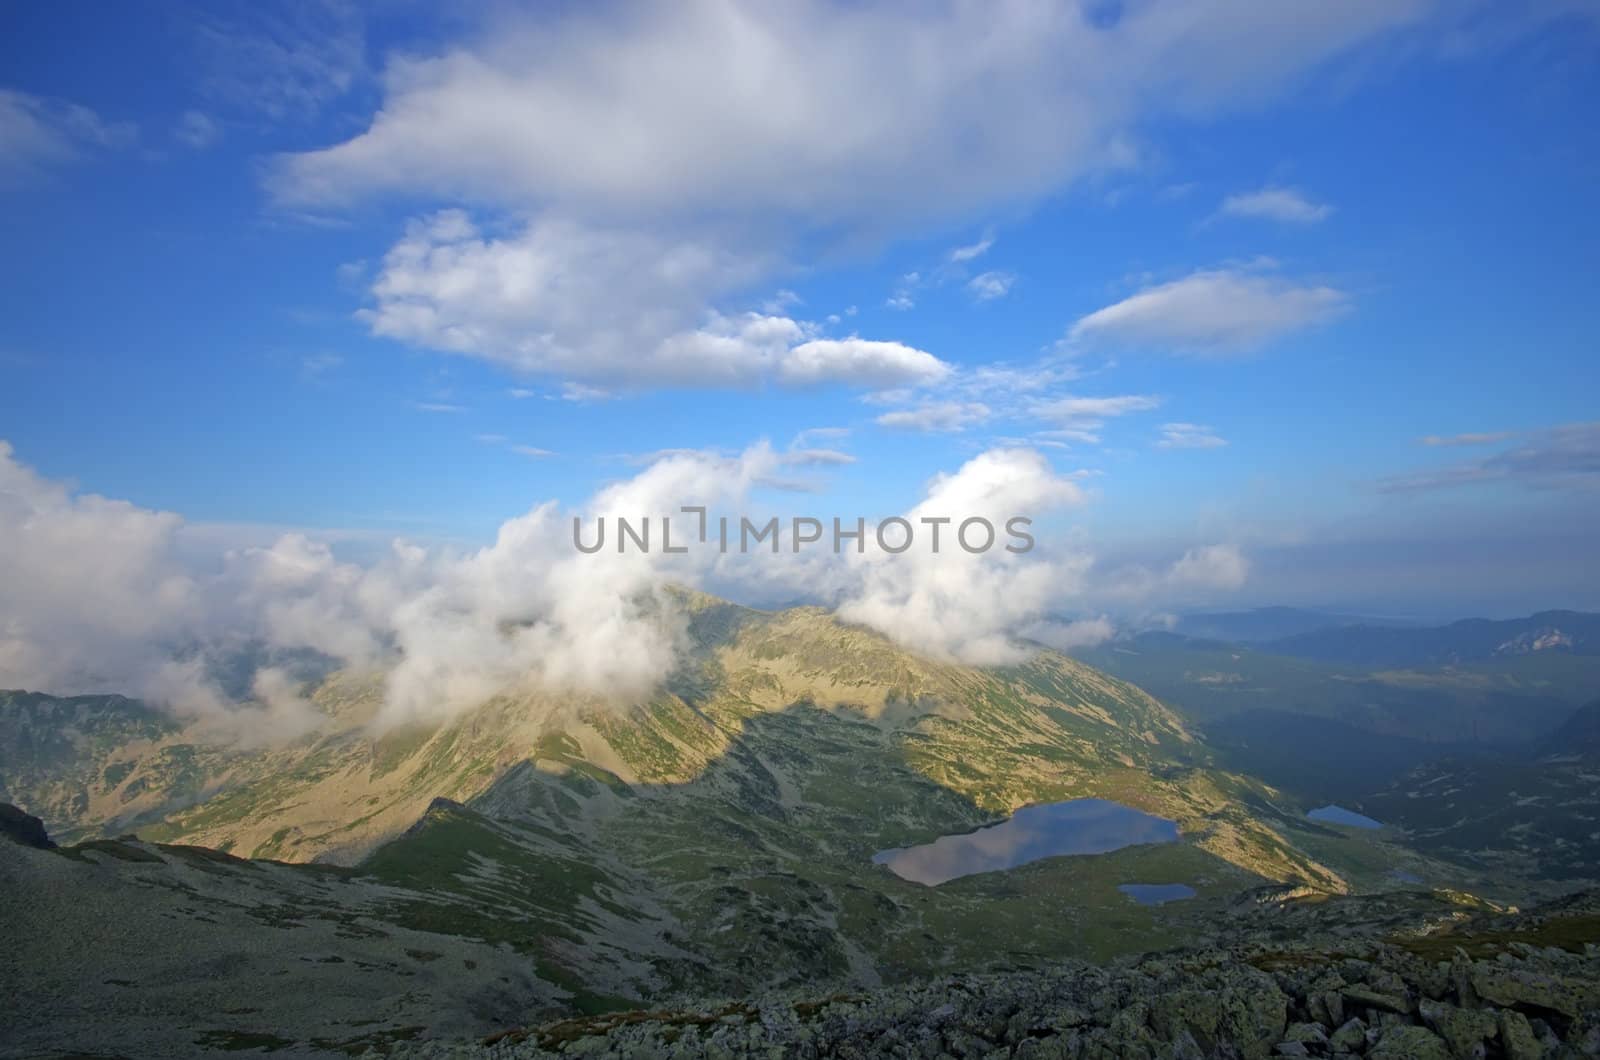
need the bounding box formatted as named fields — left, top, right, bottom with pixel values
left=1262, top=609, right=1600, bottom=667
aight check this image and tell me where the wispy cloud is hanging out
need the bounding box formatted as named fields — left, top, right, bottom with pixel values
left=173, top=110, right=221, bottom=149
left=1420, top=430, right=1516, bottom=447
left=875, top=402, right=992, bottom=433
left=0, top=89, right=136, bottom=185
left=1156, top=422, right=1228, bottom=449
left=412, top=401, right=464, bottom=414
left=1380, top=423, right=1600, bottom=493
left=946, top=233, right=994, bottom=263
left=1030, top=394, right=1161, bottom=443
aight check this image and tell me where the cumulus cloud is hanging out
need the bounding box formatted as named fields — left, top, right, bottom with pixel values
left=1, top=438, right=1261, bottom=735
left=1067, top=267, right=1347, bottom=355
left=0, top=441, right=201, bottom=696
left=271, top=2, right=1436, bottom=221
left=0, top=439, right=790, bottom=735
left=836, top=449, right=1089, bottom=665
left=778, top=338, right=951, bottom=388
left=1156, top=422, right=1228, bottom=449
left=362, top=210, right=946, bottom=390
left=269, top=1, right=1446, bottom=391
left=1217, top=186, right=1332, bottom=223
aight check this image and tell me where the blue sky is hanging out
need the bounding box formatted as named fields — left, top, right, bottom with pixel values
left=3, top=0, right=1599, bottom=625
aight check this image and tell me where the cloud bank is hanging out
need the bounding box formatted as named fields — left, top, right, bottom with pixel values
left=4, top=439, right=1240, bottom=740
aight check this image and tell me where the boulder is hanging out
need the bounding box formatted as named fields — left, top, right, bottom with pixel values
left=1368, top=1024, right=1452, bottom=1060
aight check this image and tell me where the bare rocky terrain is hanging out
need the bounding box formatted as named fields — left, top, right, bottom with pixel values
left=404, top=890, right=1600, bottom=1058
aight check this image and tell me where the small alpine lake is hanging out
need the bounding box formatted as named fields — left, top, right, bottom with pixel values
left=1118, top=883, right=1197, bottom=905
left=872, top=798, right=1181, bottom=886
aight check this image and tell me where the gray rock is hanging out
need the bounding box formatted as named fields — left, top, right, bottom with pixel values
left=1329, top=1017, right=1367, bottom=1053
left=1418, top=997, right=1497, bottom=1059
left=1343, top=985, right=1411, bottom=1015
left=1496, top=1010, right=1540, bottom=1060
left=1368, top=1025, right=1452, bottom=1060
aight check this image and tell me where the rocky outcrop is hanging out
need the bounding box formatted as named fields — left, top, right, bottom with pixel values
left=393, top=927, right=1600, bottom=1059
left=0, top=802, right=54, bottom=849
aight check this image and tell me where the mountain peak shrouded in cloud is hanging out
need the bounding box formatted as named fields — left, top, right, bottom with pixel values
left=1, top=438, right=1234, bottom=741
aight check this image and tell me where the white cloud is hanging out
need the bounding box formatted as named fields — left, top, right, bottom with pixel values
left=1021, top=615, right=1117, bottom=651
left=0, top=90, right=136, bottom=185
left=509, top=445, right=556, bottom=458
left=1092, top=543, right=1251, bottom=605
left=1169, top=544, right=1250, bottom=590
left=268, top=1, right=1446, bottom=392
left=875, top=402, right=992, bottom=433
left=363, top=210, right=940, bottom=390
left=1218, top=186, right=1332, bottom=224
left=967, top=271, right=1015, bottom=301
left=0, top=438, right=789, bottom=733
left=1068, top=267, right=1346, bottom=354
left=0, top=441, right=201, bottom=698
left=837, top=448, right=1088, bottom=666
left=0, top=439, right=1266, bottom=736
left=778, top=338, right=951, bottom=388
left=1156, top=422, right=1228, bottom=449
left=272, top=2, right=1436, bottom=221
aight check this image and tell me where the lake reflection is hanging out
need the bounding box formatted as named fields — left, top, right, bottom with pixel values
left=872, top=798, right=1180, bottom=886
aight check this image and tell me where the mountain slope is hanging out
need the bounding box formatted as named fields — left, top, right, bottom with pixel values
left=2, top=597, right=1410, bottom=1002
left=1364, top=698, right=1600, bottom=881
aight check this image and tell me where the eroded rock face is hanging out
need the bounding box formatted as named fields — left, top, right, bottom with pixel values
left=388, top=932, right=1600, bottom=1059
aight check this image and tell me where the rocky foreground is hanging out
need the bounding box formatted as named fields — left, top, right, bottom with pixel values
left=397, top=900, right=1600, bottom=1060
